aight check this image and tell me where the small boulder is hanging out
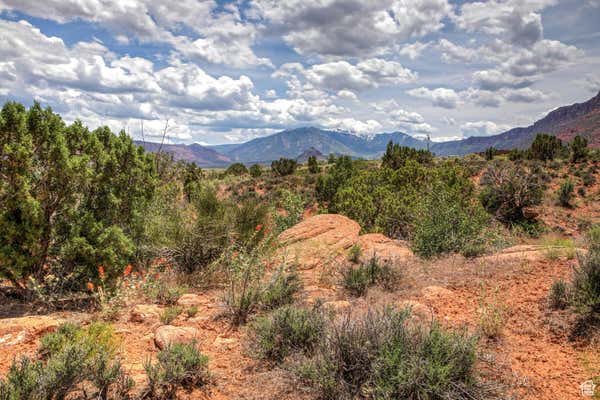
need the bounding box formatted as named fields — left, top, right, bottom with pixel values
left=130, top=304, right=162, bottom=323
left=398, top=300, right=434, bottom=325
left=177, top=293, right=204, bottom=307
left=154, top=325, right=200, bottom=350
left=0, top=315, right=64, bottom=347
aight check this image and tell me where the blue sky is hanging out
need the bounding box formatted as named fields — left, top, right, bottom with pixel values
left=0, top=0, right=599, bottom=145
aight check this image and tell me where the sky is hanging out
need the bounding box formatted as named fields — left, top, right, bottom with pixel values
left=0, top=0, right=599, bottom=145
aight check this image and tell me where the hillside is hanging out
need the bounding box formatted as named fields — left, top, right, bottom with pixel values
left=134, top=141, right=231, bottom=167
left=213, top=127, right=426, bottom=163
left=432, top=90, right=600, bottom=156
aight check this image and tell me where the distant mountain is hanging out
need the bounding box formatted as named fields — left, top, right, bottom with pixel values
left=431, top=90, right=600, bottom=156
left=295, top=147, right=325, bottom=163
left=213, top=127, right=426, bottom=163
left=135, top=141, right=231, bottom=167
left=137, top=91, right=600, bottom=165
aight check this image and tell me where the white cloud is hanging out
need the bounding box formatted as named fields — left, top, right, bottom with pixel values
left=399, top=41, right=430, bottom=60
left=407, top=87, right=461, bottom=108
left=437, top=39, right=478, bottom=63
left=251, top=0, right=451, bottom=57
left=472, top=69, right=534, bottom=90
left=324, top=117, right=382, bottom=135
left=460, top=120, right=511, bottom=137
left=0, top=0, right=271, bottom=68
left=336, top=90, right=359, bottom=101
left=275, top=58, right=416, bottom=95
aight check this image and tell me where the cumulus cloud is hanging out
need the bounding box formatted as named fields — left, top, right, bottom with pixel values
left=324, top=117, right=382, bottom=135
left=460, top=120, right=511, bottom=137
left=437, top=39, right=478, bottom=63
left=275, top=59, right=416, bottom=94
left=251, top=0, right=452, bottom=57
left=399, top=41, right=430, bottom=60
left=0, top=0, right=271, bottom=67
left=472, top=69, right=534, bottom=90
left=452, top=0, right=553, bottom=47
left=407, top=87, right=461, bottom=109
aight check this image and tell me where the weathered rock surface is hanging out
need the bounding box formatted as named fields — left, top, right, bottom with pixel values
left=177, top=293, right=204, bottom=307
left=356, top=233, right=413, bottom=263
left=0, top=315, right=64, bottom=347
left=278, top=214, right=361, bottom=271
left=398, top=300, right=434, bottom=324
left=130, top=304, right=162, bottom=323
left=154, top=325, right=200, bottom=350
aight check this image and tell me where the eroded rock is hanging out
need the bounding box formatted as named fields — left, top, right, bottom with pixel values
left=154, top=325, right=200, bottom=350
left=130, top=304, right=162, bottom=323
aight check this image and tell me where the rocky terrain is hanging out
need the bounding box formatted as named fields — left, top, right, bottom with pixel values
left=1, top=211, right=597, bottom=399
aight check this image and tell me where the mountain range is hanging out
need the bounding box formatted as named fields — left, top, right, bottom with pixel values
left=136, top=90, right=600, bottom=167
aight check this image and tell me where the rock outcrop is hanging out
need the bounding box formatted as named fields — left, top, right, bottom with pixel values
left=154, top=325, right=200, bottom=350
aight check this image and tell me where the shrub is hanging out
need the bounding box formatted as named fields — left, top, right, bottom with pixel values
left=412, top=184, right=489, bottom=258
left=348, top=244, right=362, bottom=263
left=261, top=266, right=302, bottom=310
left=273, top=189, right=304, bottom=233
left=484, top=146, right=497, bottom=160
left=249, top=164, right=262, bottom=177
left=529, top=133, right=563, bottom=161
left=249, top=305, right=325, bottom=363
left=480, top=161, right=544, bottom=222
left=271, top=158, right=297, bottom=176
left=149, top=283, right=185, bottom=306
left=558, top=179, right=574, bottom=207
left=316, top=155, right=355, bottom=204
left=549, top=279, right=570, bottom=310
left=307, top=156, right=321, bottom=174
left=570, top=135, right=588, bottom=163
left=583, top=171, right=596, bottom=187
left=381, top=141, right=432, bottom=169
left=226, top=162, right=248, bottom=176
left=145, top=342, right=209, bottom=398
left=160, top=306, right=183, bottom=324
left=186, top=306, right=199, bottom=318
left=342, top=265, right=370, bottom=297
left=0, top=322, right=130, bottom=400
left=299, top=308, right=480, bottom=400
left=478, top=287, right=506, bottom=339
left=571, top=225, right=600, bottom=318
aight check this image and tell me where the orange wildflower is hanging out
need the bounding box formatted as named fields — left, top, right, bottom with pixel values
left=255, top=224, right=263, bottom=232
left=98, top=265, right=105, bottom=280
left=123, top=264, right=133, bottom=277
left=86, top=282, right=94, bottom=291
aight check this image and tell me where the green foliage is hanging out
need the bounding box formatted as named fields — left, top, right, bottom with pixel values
left=558, top=179, right=574, bottom=207
left=160, top=306, right=183, bottom=324
left=479, top=161, right=544, bottom=222
left=570, top=135, right=588, bottom=163
left=307, top=155, right=321, bottom=174
left=484, top=147, right=497, bottom=161
left=0, top=322, right=130, bottom=400
left=249, top=163, right=263, bottom=177
left=381, top=141, right=432, bottom=170
left=0, top=102, right=156, bottom=288
left=249, top=305, right=325, bottom=363
left=271, top=157, right=297, bottom=176
left=583, top=171, right=596, bottom=187
left=341, top=266, right=370, bottom=297
left=273, top=189, right=304, bottom=233
left=412, top=182, right=489, bottom=258
left=299, top=308, right=480, bottom=400
left=261, top=266, right=303, bottom=310
left=571, top=225, right=600, bottom=318
left=226, top=162, right=248, bottom=176
left=342, top=256, right=400, bottom=295
left=529, top=133, right=563, bottom=161
left=549, top=279, right=570, bottom=310
left=316, top=155, right=355, bottom=204
left=348, top=244, right=362, bottom=263
left=144, top=342, right=209, bottom=398
left=186, top=306, right=199, bottom=318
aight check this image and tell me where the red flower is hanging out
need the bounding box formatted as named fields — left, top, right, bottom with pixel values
left=123, top=264, right=133, bottom=277
left=86, top=282, right=95, bottom=291
left=98, top=265, right=105, bottom=280
left=255, top=224, right=263, bottom=232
